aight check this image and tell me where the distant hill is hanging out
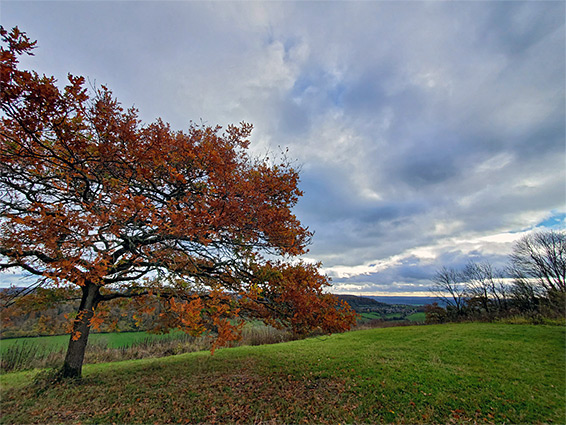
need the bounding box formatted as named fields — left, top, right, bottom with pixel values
left=369, top=296, right=443, bottom=306
left=335, top=294, right=426, bottom=322
left=0, top=286, right=26, bottom=294
left=336, top=294, right=389, bottom=311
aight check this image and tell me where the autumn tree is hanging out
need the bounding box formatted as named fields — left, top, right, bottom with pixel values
left=0, top=27, right=356, bottom=379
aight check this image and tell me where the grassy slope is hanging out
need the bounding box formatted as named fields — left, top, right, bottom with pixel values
left=1, top=323, right=564, bottom=424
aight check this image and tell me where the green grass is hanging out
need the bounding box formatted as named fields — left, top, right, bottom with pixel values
left=1, top=321, right=270, bottom=355
left=1, top=323, right=564, bottom=424
left=359, top=312, right=382, bottom=320
left=359, top=311, right=425, bottom=322
left=406, top=312, right=426, bottom=322
left=0, top=330, right=186, bottom=354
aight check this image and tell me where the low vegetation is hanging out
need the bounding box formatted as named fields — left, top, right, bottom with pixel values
left=0, top=296, right=426, bottom=373
left=0, top=325, right=294, bottom=373
left=1, top=323, right=564, bottom=424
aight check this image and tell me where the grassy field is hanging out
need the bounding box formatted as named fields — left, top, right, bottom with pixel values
left=0, top=330, right=187, bottom=354
left=0, top=321, right=276, bottom=356
left=358, top=311, right=426, bottom=322
left=406, top=312, right=426, bottom=321
left=0, top=324, right=295, bottom=373
left=1, top=323, right=564, bottom=424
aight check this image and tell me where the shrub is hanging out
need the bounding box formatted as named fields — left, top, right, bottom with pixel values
left=424, top=303, right=447, bottom=324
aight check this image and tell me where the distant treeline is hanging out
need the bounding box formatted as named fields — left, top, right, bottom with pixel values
left=426, top=230, right=565, bottom=323
left=0, top=289, right=159, bottom=339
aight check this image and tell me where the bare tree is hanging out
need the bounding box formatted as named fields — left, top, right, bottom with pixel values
left=431, top=266, right=467, bottom=318
left=462, top=261, right=509, bottom=316
left=509, top=230, right=565, bottom=308
left=509, top=230, right=565, bottom=314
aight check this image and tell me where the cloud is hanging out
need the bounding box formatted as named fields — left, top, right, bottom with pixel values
left=2, top=1, right=564, bottom=294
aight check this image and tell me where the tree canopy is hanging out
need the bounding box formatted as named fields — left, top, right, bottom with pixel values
left=0, top=27, right=356, bottom=378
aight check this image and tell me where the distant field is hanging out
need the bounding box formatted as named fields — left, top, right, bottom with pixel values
left=369, top=296, right=441, bottom=306
left=0, top=321, right=272, bottom=357
left=406, top=312, right=426, bottom=321
left=358, top=311, right=425, bottom=322
left=359, top=312, right=382, bottom=320
left=1, top=323, right=564, bottom=424
left=0, top=330, right=186, bottom=355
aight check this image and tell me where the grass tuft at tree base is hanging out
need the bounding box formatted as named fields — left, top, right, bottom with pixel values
left=1, top=323, right=564, bottom=424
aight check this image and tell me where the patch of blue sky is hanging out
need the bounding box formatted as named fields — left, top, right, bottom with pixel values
left=291, top=74, right=314, bottom=98
left=328, top=82, right=346, bottom=108
left=0, top=271, right=38, bottom=288
left=291, top=71, right=346, bottom=108
left=536, top=211, right=566, bottom=229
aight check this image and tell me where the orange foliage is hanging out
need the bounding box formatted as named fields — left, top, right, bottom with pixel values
left=89, top=308, right=107, bottom=332
left=240, top=262, right=357, bottom=336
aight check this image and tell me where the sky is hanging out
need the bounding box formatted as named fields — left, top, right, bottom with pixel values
left=1, top=1, right=565, bottom=296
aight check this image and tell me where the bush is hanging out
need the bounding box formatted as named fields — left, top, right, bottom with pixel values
left=424, top=303, right=447, bottom=324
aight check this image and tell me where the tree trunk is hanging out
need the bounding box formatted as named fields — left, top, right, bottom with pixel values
left=60, top=282, right=100, bottom=379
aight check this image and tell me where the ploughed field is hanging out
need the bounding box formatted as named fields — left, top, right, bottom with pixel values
left=1, top=323, right=564, bottom=424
